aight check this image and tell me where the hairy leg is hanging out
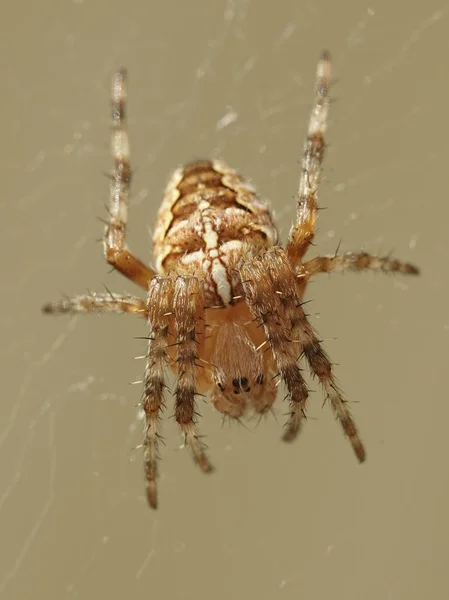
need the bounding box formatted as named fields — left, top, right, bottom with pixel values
left=143, top=277, right=173, bottom=508
left=240, top=256, right=310, bottom=442
left=173, top=277, right=213, bottom=473
left=287, top=52, right=331, bottom=268
left=264, top=247, right=365, bottom=461
left=42, top=293, right=146, bottom=316
left=104, top=70, right=155, bottom=289
left=303, top=251, right=419, bottom=278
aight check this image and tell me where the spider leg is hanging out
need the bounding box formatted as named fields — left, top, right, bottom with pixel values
left=303, top=251, right=420, bottom=278
left=287, top=51, right=331, bottom=269
left=240, top=256, right=310, bottom=442
left=264, top=247, right=365, bottom=462
left=143, top=277, right=173, bottom=508
left=172, top=277, right=213, bottom=473
left=42, top=293, right=146, bottom=316
left=104, top=70, right=156, bottom=289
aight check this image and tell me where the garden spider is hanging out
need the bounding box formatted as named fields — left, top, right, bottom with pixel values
left=43, top=52, right=419, bottom=508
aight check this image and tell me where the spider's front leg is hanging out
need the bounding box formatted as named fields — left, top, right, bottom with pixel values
left=240, top=255, right=311, bottom=442
left=172, top=277, right=213, bottom=474
left=143, top=277, right=173, bottom=508
left=143, top=276, right=212, bottom=508
left=241, top=247, right=366, bottom=462
left=104, top=70, right=155, bottom=289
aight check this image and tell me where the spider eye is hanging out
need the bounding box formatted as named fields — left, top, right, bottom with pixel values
left=217, top=382, right=225, bottom=391
left=231, top=376, right=251, bottom=393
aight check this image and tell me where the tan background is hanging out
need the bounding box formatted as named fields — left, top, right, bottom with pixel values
left=1, top=1, right=447, bottom=599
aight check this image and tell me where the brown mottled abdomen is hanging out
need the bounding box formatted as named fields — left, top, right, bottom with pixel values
left=152, top=160, right=279, bottom=305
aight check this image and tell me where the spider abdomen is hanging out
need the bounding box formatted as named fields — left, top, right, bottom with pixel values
left=152, top=159, right=278, bottom=305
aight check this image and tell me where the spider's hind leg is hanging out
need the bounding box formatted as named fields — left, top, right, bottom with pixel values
left=103, top=69, right=155, bottom=289
left=287, top=52, right=331, bottom=269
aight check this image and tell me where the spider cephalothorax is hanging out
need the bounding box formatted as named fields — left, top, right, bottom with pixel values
left=209, top=321, right=276, bottom=419
left=43, top=53, right=419, bottom=508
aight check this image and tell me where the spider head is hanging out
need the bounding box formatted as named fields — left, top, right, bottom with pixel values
left=210, top=323, right=276, bottom=418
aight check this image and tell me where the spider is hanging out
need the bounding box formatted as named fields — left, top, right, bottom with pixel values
left=43, top=52, right=419, bottom=508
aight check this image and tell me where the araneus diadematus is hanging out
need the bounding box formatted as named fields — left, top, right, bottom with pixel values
left=43, top=52, right=419, bottom=508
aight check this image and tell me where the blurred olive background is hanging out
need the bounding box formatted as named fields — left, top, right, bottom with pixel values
left=1, top=1, right=447, bottom=599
